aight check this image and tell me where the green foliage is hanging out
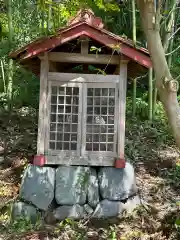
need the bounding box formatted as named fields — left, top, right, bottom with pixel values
left=175, top=219, right=180, bottom=228
left=168, top=164, right=180, bottom=184
left=125, top=98, right=173, bottom=162
left=10, top=217, right=41, bottom=233
left=108, top=226, right=117, bottom=240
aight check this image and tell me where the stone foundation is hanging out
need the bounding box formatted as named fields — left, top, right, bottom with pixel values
left=12, top=162, right=140, bottom=223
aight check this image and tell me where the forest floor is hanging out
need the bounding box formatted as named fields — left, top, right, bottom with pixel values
left=0, top=108, right=179, bottom=240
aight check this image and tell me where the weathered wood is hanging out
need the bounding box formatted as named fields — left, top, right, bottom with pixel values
left=80, top=37, right=89, bottom=55
left=44, top=81, right=51, bottom=153
left=48, top=72, right=119, bottom=83
left=37, top=53, right=49, bottom=155
left=45, top=155, right=115, bottom=166
left=118, top=61, right=127, bottom=159
left=81, top=82, right=87, bottom=157
left=48, top=52, right=120, bottom=65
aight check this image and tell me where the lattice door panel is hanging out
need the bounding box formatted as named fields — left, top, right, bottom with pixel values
left=48, top=82, right=82, bottom=154
left=82, top=83, right=118, bottom=156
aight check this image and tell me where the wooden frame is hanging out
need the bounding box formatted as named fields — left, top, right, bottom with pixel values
left=48, top=72, right=119, bottom=82
left=37, top=53, right=49, bottom=155
left=82, top=82, right=118, bottom=160
left=118, top=61, right=127, bottom=159
left=46, top=155, right=115, bottom=166
left=37, top=62, right=127, bottom=166
left=48, top=52, right=120, bottom=65
left=43, top=72, right=126, bottom=166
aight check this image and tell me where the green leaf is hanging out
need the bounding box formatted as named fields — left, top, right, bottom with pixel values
left=90, top=46, right=101, bottom=52
left=175, top=219, right=180, bottom=227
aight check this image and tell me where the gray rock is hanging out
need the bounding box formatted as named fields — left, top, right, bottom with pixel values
left=54, top=204, right=85, bottom=221
left=84, top=204, right=94, bottom=215
left=98, top=162, right=137, bottom=201
left=0, top=146, right=4, bottom=154
left=87, top=168, right=99, bottom=208
left=93, top=200, right=123, bottom=218
left=93, top=196, right=141, bottom=219
left=122, top=195, right=141, bottom=213
left=55, top=166, right=89, bottom=205
left=20, top=165, right=55, bottom=210
left=11, top=202, right=40, bottom=224
left=44, top=199, right=57, bottom=224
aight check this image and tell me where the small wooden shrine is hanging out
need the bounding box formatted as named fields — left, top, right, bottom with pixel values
left=10, top=9, right=152, bottom=167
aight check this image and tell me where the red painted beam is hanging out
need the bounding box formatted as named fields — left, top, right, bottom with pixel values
left=33, top=155, right=46, bottom=166
left=19, top=23, right=152, bottom=68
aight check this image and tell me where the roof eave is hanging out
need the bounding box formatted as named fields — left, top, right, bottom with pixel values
left=9, top=21, right=152, bottom=69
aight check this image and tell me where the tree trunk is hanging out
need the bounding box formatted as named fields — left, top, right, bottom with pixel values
left=132, top=0, right=137, bottom=117
left=132, top=78, right=137, bottom=117
left=0, top=59, right=6, bottom=93
left=137, top=0, right=180, bottom=147
left=148, top=68, right=153, bottom=121
left=7, top=0, right=13, bottom=108
left=47, top=2, right=52, bottom=32
left=153, top=85, right=158, bottom=118
left=132, top=0, right=136, bottom=46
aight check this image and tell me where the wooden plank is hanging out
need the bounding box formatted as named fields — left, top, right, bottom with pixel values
left=114, top=83, right=119, bottom=153
left=48, top=72, right=119, bottom=83
left=81, top=82, right=87, bottom=157
left=77, top=83, right=83, bottom=156
left=37, top=53, right=49, bottom=155
left=45, top=155, right=115, bottom=166
left=80, top=37, right=89, bottom=55
left=48, top=52, right=120, bottom=65
left=44, top=81, right=51, bottom=154
left=118, top=61, right=127, bottom=159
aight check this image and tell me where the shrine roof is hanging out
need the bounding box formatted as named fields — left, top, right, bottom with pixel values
left=9, top=9, right=152, bottom=74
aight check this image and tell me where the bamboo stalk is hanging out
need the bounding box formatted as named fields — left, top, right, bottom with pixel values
left=153, top=86, right=157, bottom=119
left=0, top=59, right=6, bottom=93
left=7, top=0, right=14, bottom=108
left=132, top=0, right=136, bottom=46
left=131, top=0, right=137, bottom=117
left=148, top=68, right=153, bottom=121
left=132, top=78, right=137, bottom=117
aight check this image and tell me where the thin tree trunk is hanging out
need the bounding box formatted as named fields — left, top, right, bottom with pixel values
left=153, top=84, right=158, bottom=118
left=132, top=0, right=137, bottom=117
left=153, top=0, right=176, bottom=117
left=132, top=0, right=136, bottom=46
left=0, top=60, right=6, bottom=93
left=7, top=0, right=13, bottom=108
left=137, top=0, right=180, bottom=147
left=132, top=78, right=137, bottom=117
left=148, top=68, right=153, bottom=121
left=41, top=11, right=45, bottom=34
left=47, top=2, right=52, bottom=32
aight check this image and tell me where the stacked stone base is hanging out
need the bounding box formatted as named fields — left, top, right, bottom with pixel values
left=12, top=162, right=140, bottom=223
